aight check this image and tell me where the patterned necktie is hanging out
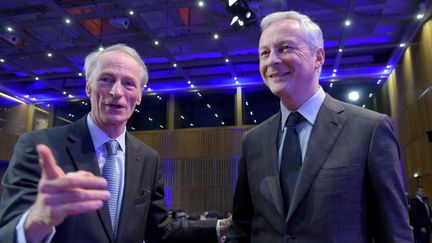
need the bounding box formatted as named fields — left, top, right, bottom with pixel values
left=103, top=140, right=120, bottom=236
left=280, top=112, right=303, bottom=216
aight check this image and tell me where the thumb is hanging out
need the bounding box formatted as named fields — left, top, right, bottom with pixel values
left=37, top=144, right=65, bottom=180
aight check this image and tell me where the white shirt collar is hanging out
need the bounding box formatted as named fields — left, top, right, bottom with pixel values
left=416, top=195, right=424, bottom=202
left=86, top=114, right=126, bottom=152
left=280, top=86, right=326, bottom=129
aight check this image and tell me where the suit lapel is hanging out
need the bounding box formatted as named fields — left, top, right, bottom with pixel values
left=262, top=113, right=285, bottom=216
left=66, top=117, right=113, bottom=242
left=116, top=133, right=146, bottom=241
left=286, top=95, right=347, bottom=222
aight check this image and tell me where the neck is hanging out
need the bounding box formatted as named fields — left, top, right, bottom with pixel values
left=281, top=85, right=319, bottom=110
left=102, top=124, right=125, bottom=139
left=90, top=113, right=125, bottom=138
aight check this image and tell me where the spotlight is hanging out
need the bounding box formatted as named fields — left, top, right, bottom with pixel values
left=226, top=0, right=256, bottom=30
left=348, top=91, right=360, bottom=101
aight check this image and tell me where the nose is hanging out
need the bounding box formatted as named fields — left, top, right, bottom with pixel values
left=268, top=50, right=281, bottom=65
left=109, top=81, right=124, bottom=97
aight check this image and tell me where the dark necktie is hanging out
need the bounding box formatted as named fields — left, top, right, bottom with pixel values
left=103, top=140, right=120, bottom=236
left=280, top=112, right=303, bottom=216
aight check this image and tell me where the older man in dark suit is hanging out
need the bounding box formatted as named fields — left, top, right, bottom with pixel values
left=0, top=44, right=229, bottom=243
left=227, top=11, right=413, bottom=243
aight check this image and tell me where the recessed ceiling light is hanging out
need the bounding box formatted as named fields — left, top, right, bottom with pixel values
left=399, top=43, right=406, bottom=47
left=154, top=40, right=159, bottom=45
left=344, top=20, right=351, bottom=26
left=213, top=33, right=219, bottom=39
left=129, top=10, right=134, bottom=16
left=338, top=48, right=343, bottom=52
left=198, top=1, right=204, bottom=7
left=65, top=18, right=71, bottom=24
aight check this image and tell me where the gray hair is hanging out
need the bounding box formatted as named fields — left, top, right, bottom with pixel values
left=83, top=43, right=148, bottom=89
left=260, top=11, right=324, bottom=54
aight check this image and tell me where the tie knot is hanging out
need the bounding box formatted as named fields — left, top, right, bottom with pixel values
left=105, top=140, right=119, bottom=156
left=285, top=112, right=303, bottom=128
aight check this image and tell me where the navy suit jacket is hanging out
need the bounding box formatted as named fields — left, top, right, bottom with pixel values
left=410, top=197, right=431, bottom=233
left=0, top=116, right=217, bottom=243
left=228, top=95, right=413, bottom=243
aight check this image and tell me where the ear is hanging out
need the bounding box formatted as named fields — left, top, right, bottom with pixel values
left=85, top=82, right=92, bottom=97
left=315, top=47, right=325, bottom=68
left=136, top=91, right=142, bottom=105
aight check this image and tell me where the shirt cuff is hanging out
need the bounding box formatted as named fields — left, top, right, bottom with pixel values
left=216, top=219, right=221, bottom=239
left=16, top=210, right=56, bottom=243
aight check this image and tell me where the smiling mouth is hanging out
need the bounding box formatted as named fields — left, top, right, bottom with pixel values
left=107, top=104, right=125, bottom=109
left=268, top=72, right=290, bottom=78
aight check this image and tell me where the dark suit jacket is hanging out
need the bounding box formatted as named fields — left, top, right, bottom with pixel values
left=0, top=116, right=217, bottom=243
left=410, top=197, right=431, bottom=233
left=228, top=95, right=413, bottom=243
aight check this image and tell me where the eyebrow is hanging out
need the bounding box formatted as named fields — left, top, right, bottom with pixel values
left=98, top=71, right=138, bottom=82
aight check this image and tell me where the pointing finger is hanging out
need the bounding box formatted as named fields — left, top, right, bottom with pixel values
left=37, top=144, right=65, bottom=180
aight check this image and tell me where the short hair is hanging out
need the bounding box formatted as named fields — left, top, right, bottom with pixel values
left=260, top=11, right=324, bottom=54
left=83, top=43, right=148, bottom=89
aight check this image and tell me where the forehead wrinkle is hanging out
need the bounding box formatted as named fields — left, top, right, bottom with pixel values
left=97, top=54, right=142, bottom=82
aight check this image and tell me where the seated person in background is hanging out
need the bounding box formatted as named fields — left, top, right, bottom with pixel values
left=206, top=211, right=222, bottom=220
left=173, top=209, right=189, bottom=221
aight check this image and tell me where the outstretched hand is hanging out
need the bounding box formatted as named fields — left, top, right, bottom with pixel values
left=24, top=144, right=110, bottom=243
left=219, top=215, right=232, bottom=242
